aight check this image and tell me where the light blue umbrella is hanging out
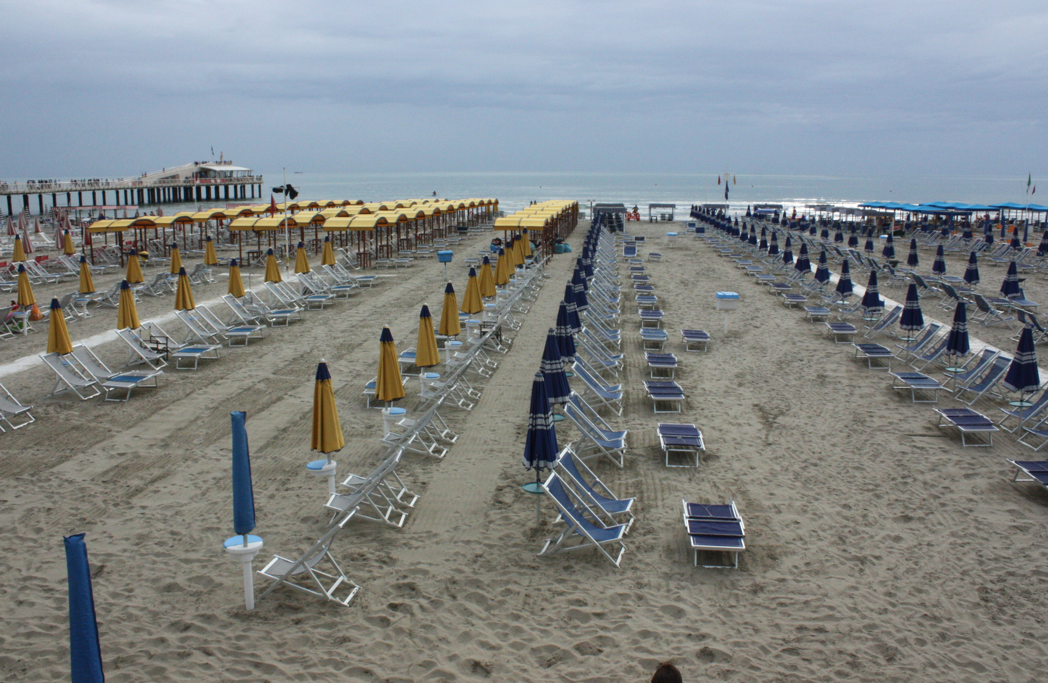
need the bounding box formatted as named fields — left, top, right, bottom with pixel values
left=900, top=283, right=924, bottom=332
left=945, top=302, right=970, bottom=359
left=1003, top=326, right=1040, bottom=406
left=231, top=410, right=256, bottom=543
left=835, top=259, right=853, bottom=296
left=523, top=372, right=558, bottom=486
left=563, top=283, right=581, bottom=334
left=555, top=301, right=576, bottom=363
left=540, top=328, right=571, bottom=406
left=65, top=533, right=105, bottom=683
left=795, top=244, right=810, bottom=273
left=964, top=251, right=980, bottom=286
left=1001, top=260, right=1021, bottom=298
left=907, top=239, right=919, bottom=267
left=932, top=245, right=946, bottom=276
left=861, top=270, right=883, bottom=314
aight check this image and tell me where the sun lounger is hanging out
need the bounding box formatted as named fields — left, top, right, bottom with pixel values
left=890, top=372, right=948, bottom=403
left=0, top=382, right=34, bottom=431
left=825, top=322, right=857, bottom=343
left=644, top=380, right=685, bottom=413
left=681, top=499, right=745, bottom=569
left=658, top=423, right=705, bottom=467
left=636, top=295, right=658, bottom=310
left=645, top=352, right=678, bottom=378
left=115, top=328, right=168, bottom=371
left=640, top=328, right=668, bottom=351
left=639, top=309, right=664, bottom=328
left=257, top=525, right=361, bottom=607
left=1008, top=460, right=1048, bottom=488
left=781, top=292, right=807, bottom=308
left=853, top=343, right=895, bottom=370
left=538, top=471, right=627, bottom=567
left=932, top=408, right=999, bottom=447
left=679, top=328, right=710, bottom=351
left=70, top=344, right=163, bottom=401
left=804, top=306, right=831, bottom=322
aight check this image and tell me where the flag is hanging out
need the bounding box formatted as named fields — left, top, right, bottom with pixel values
left=211, top=145, right=215, bottom=156
left=717, top=176, right=721, bottom=185
left=1029, top=173, right=1033, bottom=188
left=724, top=183, right=729, bottom=201
left=733, top=175, right=736, bottom=185
left=269, top=195, right=277, bottom=213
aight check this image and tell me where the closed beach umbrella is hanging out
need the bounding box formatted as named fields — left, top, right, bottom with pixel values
left=572, top=266, right=589, bottom=311
left=834, top=228, right=844, bottom=243
left=540, top=328, right=571, bottom=406
left=461, top=267, right=484, bottom=314
left=376, top=326, right=405, bottom=404
left=522, top=371, right=558, bottom=483
left=963, top=225, right=973, bottom=241
left=230, top=410, right=257, bottom=540
left=228, top=259, right=246, bottom=297
left=64, top=229, right=76, bottom=256
left=861, top=271, right=883, bottom=314
left=16, top=264, right=35, bottom=308
left=204, top=236, right=218, bottom=266
left=1003, top=326, right=1040, bottom=406
left=478, top=256, right=496, bottom=298
left=521, top=229, right=532, bottom=259
left=438, top=283, right=461, bottom=336
left=78, top=256, right=95, bottom=295
left=1001, top=260, right=1021, bottom=298
left=758, top=234, right=768, bottom=251
left=1039, top=230, right=1048, bottom=257
left=835, top=259, right=853, bottom=296
left=907, top=239, right=919, bottom=267
left=311, top=361, right=345, bottom=461
left=174, top=266, right=195, bottom=310
left=782, top=248, right=794, bottom=265
left=814, top=252, right=830, bottom=284
left=264, top=248, right=282, bottom=283
left=945, top=302, right=970, bottom=359
left=169, top=243, right=182, bottom=274
left=784, top=235, right=792, bottom=250
left=64, top=533, right=105, bottom=683
left=864, top=234, right=875, bottom=254
left=821, top=228, right=830, bottom=240
left=294, top=242, right=310, bottom=274
left=12, top=235, right=25, bottom=262
left=768, top=233, right=780, bottom=256
left=932, top=245, right=946, bottom=276
left=321, top=236, right=336, bottom=266
left=47, top=298, right=74, bottom=355
left=125, top=250, right=144, bottom=284
left=882, top=234, right=895, bottom=259
left=415, top=305, right=441, bottom=368
left=493, top=247, right=511, bottom=286
left=809, top=224, right=817, bottom=236
left=555, top=301, right=576, bottom=363
left=900, top=283, right=924, bottom=332
left=985, top=232, right=994, bottom=246
left=747, top=229, right=757, bottom=246
left=563, top=283, right=582, bottom=334
left=117, top=280, right=140, bottom=330
left=848, top=230, right=859, bottom=248
left=22, top=227, right=34, bottom=254
left=964, top=251, right=980, bottom=286
left=795, top=244, right=810, bottom=273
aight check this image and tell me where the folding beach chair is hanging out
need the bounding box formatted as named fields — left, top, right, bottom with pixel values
left=945, top=348, right=999, bottom=385
left=257, top=525, right=361, bottom=607
left=196, top=305, right=265, bottom=346
left=862, top=305, right=901, bottom=338
left=538, top=472, right=627, bottom=567
left=115, top=328, right=168, bottom=371
left=1007, top=460, right=1048, bottom=488
left=0, top=382, right=34, bottom=431
left=681, top=499, right=745, bottom=569
left=894, top=323, right=942, bottom=361
left=998, top=388, right=1048, bottom=433
left=972, top=293, right=1015, bottom=328
left=324, top=448, right=417, bottom=528
left=573, top=364, right=624, bottom=415
left=40, top=352, right=101, bottom=400
left=933, top=408, right=999, bottom=447
left=952, top=356, right=1010, bottom=406
left=658, top=423, right=705, bottom=467
left=564, top=401, right=628, bottom=467
left=553, top=447, right=634, bottom=529
left=71, top=344, right=163, bottom=401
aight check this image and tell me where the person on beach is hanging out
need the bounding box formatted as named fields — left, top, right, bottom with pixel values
left=651, top=662, right=682, bottom=683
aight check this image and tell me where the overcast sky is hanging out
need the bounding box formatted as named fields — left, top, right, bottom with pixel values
left=1, top=0, right=1045, bottom=179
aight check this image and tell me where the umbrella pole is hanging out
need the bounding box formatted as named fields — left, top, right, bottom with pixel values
left=535, top=468, right=542, bottom=526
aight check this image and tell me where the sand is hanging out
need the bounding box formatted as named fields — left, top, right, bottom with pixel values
left=1, top=220, right=1047, bottom=682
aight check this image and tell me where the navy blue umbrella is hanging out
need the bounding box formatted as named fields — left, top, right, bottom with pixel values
left=1001, top=260, right=1021, bottom=298
left=582, top=247, right=593, bottom=279
left=563, top=283, right=581, bottom=334
left=760, top=226, right=767, bottom=238
left=572, top=266, right=589, bottom=311
left=835, top=259, right=853, bottom=296
left=932, top=245, right=946, bottom=276
left=861, top=270, right=883, bottom=314
left=758, top=235, right=768, bottom=251
left=739, top=226, right=748, bottom=242
left=554, top=301, right=577, bottom=363
left=784, top=235, right=792, bottom=249
left=815, top=251, right=830, bottom=283
left=540, top=328, right=571, bottom=406
left=834, top=229, right=844, bottom=243
left=882, top=234, right=895, bottom=259
left=900, top=283, right=924, bottom=332
left=864, top=235, right=875, bottom=253
left=848, top=231, right=859, bottom=248
left=768, top=233, right=779, bottom=256
left=964, top=251, right=980, bottom=286
left=522, top=372, right=558, bottom=484
left=1023, top=220, right=1030, bottom=245
left=575, top=258, right=589, bottom=291
left=65, top=533, right=105, bottom=683
left=945, top=302, right=970, bottom=359
left=907, top=239, right=919, bottom=267
left=795, top=244, right=811, bottom=273
left=782, top=248, right=794, bottom=265
left=985, top=232, right=994, bottom=245
left=1003, top=326, right=1040, bottom=406
left=748, top=230, right=758, bottom=246
left=1039, top=230, right=1048, bottom=257
left=821, top=228, right=830, bottom=240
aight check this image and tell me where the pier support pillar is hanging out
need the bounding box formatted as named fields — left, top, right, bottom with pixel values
left=39, top=194, right=44, bottom=214
left=23, top=195, right=29, bottom=212
left=101, top=190, right=107, bottom=205
left=92, top=191, right=97, bottom=205
left=6, top=196, right=11, bottom=215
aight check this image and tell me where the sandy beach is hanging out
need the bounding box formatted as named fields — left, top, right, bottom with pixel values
left=1, top=218, right=1048, bottom=683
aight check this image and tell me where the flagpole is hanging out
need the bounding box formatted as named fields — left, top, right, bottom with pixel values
left=284, top=167, right=290, bottom=274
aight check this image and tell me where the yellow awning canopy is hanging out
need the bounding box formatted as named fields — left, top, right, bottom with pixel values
left=252, top=216, right=300, bottom=231
left=292, top=211, right=326, bottom=225
left=87, top=219, right=118, bottom=233
left=191, top=209, right=229, bottom=222
left=228, top=217, right=261, bottom=231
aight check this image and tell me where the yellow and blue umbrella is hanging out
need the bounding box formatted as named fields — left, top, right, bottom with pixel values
left=461, top=267, right=483, bottom=314
left=438, top=283, right=461, bottom=337
left=521, top=228, right=532, bottom=259
left=321, top=236, right=336, bottom=266
left=174, top=266, right=195, bottom=310
left=63, top=229, right=76, bottom=256
left=169, top=242, right=183, bottom=275
left=376, top=326, right=405, bottom=404
left=493, top=247, right=510, bottom=286
left=228, top=259, right=246, bottom=298
left=264, top=248, right=282, bottom=283
left=47, top=298, right=73, bottom=355
left=79, top=256, right=95, bottom=295
left=12, top=235, right=26, bottom=262
left=204, top=236, right=218, bottom=266
left=478, top=256, right=496, bottom=298
left=311, top=360, right=345, bottom=462
left=416, top=305, right=440, bottom=368
left=16, top=264, right=35, bottom=308
left=125, top=250, right=144, bottom=284
left=117, top=280, right=140, bottom=330
left=294, top=242, right=310, bottom=274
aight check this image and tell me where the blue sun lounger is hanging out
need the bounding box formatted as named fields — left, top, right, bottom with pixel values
left=853, top=343, right=895, bottom=370
left=644, top=380, right=685, bottom=413
left=680, top=329, right=710, bottom=351
left=933, top=408, right=999, bottom=447
left=658, top=423, right=704, bottom=467
left=681, top=499, right=745, bottom=569
left=890, top=372, right=948, bottom=403
left=1009, top=460, right=1048, bottom=489
left=804, top=306, right=831, bottom=322
left=645, top=352, right=678, bottom=378
left=639, top=309, right=664, bottom=328
left=539, top=472, right=627, bottom=567
left=825, top=322, right=857, bottom=343
left=640, top=328, right=668, bottom=351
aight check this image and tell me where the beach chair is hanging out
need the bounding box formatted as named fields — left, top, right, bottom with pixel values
left=115, top=328, right=168, bottom=371
left=537, top=471, right=627, bottom=567
left=933, top=408, right=999, bottom=447
left=70, top=344, right=163, bottom=401
left=41, top=351, right=102, bottom=400
left=944, top=348, right=999, bottom=385
left=324, top=448, right=417, bottom=528
left=138, top=272, right=175, bottom=297
left=972, top=293, right=1015, bottom=328
left=862, top=305, right=901, bottom=338
left=640, top=328, right=668, bottom=351
left=257, top=526, right=361, bottom=607
left=175, top=309, right=224, bottom=345
left=564, top=401, right=628, bottom=467
left=681, top=499, right=745, bottom=569
left=0, top=382, right=34, bottom=431
left=803, top=306, right=831, bottom=322
left=644, top=380, right=685, bottom=413
left=186, top=262, right=214, bottom=285
left=997, top=388, right=1048, bottom=433
left=639, top=309, right=664, bottom=328
left=1007, top=460, right=1048, bottom=488
left=241, top=296, right=302, bottom=327
left=657, top=423, right=705, bottom=467
left=573, top=364, right=624, bottom=415
left=680, top=329, right=710, bottom=351
left=302, top=270, right=355, bottom=298
left=890, top=372, right=948, bottom=403
left=554, top=447, right=634, bottom=527
left=196, top=305, right=265, bottom=346
left=91, top=282, right=124, bottom=308
left=952, top=356, right=1010, bottom=405
left=894, top=323, right=942, bottom=360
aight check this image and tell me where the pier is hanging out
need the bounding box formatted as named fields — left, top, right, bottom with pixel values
left=0, top=160, right=263, bottom=216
